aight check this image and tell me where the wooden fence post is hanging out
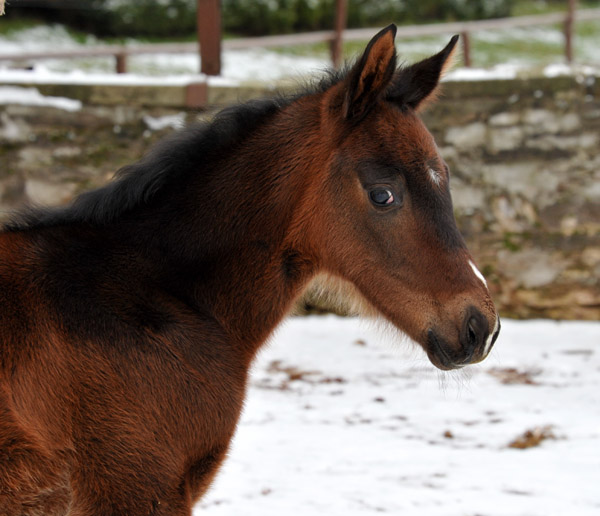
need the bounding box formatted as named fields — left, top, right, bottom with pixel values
left=197, top=0, right=222, bottom=75
left=115, top=53, right=127, bottom=74
left=461, top=31, right=471, bottom=67
left=565, top=0, right=577, bottom=64
left=330, top=0, right=348, bottom=68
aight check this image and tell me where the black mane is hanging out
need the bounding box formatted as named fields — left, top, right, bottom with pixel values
left=4, top=97, right=285, bottom=232
left=3, top=67, right=349, bottom=233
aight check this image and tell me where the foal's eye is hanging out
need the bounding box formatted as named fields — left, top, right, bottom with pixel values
left=369, top=188, right=395, bottom=207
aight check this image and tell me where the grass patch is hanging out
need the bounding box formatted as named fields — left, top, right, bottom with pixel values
left=0, top=16, right=44, bottom=35
left=264, top=20, right=599, bottom=68
left=469, top=27, right=565, bottom=67
left=508, top=426, right=556, bottom=449
left=512, top=0, right=599, bottom=17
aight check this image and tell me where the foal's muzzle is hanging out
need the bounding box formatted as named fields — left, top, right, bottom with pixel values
left=426, top=307, right=500, bottom=371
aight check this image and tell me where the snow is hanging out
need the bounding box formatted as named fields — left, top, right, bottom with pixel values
left=0, top=67, right=215, bottom=87
left=195, top=316, right=600, bottom=515
left=543, top=63, right=577, bottom=77
left=0, top=85, right=81, bottom=111
left=0, top=24, right=101, bottom=53
left=0, top=24, right=327, bottom=84
left=143, top=112, right=186, bottom=131
left=445, top=63, right=519, bottom=81
left=445, top=62, right=600, bottom=82
left=0, top=51, right=328, bottom=88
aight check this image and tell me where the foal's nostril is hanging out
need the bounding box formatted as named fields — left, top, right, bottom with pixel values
left=467, top=319, right=478, bottom=349
left=461, top=308, right=489, bottom=358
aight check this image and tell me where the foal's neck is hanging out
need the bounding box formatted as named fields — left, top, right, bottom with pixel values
left=134, top=99, right=326, bottom=358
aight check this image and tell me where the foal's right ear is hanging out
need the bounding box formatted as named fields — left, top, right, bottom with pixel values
left=342, top=24, right=397, bottom=121
left=387, top=35, right=459, bottom=111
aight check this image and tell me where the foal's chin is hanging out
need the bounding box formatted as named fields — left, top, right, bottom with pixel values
left=303, top=274, right=498, bottom=372
left=423, top=327, right=494, bottom=371
left=425, top=338, right=468, bottom=371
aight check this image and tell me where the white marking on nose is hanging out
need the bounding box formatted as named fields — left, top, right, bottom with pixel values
left=428, top=167, right=441, bottom=186
left=469, top=260, right=487, bottom=288
left=484, top=315, right=499, bottom=356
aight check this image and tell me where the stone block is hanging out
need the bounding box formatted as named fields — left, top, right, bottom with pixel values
left=18, top=148, right=54, bottom=168
left=438, top=146, right=459, bottom=164
left=88, top=85, right=186, bottom=107
left=25, top=179, right=77, bottom=206
left=582, top=177, right=600, bottom=203
left=53, top=146, right=82, bottom=159
left=482, top=160, right=565, bottom=208
left=451, top=185, right=486, bottom=213
left=525, top=132, right=598, bottom=152
left=559, top=113, right=581, bottom=133
left=444, top=122, right=486, bottom=150
left=523, top=109, right=560, bottom=134
left=489, top=195, right=538, bottom=232
left=497, top=249, right=567, bottom=289
left=488, top=112, right=520, bottom=127
left=207, top=83, right=275, bottom=106
left=488, top=126, right=524, bottom=153
left=581, top=248, right=600, bottom=268
left=0, top=112, right=30, bottom=143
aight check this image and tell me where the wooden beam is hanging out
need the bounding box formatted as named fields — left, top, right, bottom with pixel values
left=197, top=0, right=221, bottom=76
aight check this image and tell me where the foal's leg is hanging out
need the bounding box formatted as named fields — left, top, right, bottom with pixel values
left=68, top=478, right=193, bottom=516
left=186, top=443, right=230, bottom=502
left=68, top=455, right=194, bottom=516
left=68, top=492, right=191, bottom=516
left=67, top=443, right=230, bottom=516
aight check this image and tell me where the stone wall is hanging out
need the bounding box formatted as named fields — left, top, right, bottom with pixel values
left=0, top=74, right=598, bottom=320
left=424, top=75, right=599, bottom=320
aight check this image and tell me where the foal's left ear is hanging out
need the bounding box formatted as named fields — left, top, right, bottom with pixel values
left=388, top=35, right=459, bottom=111
left=343, top=24, right=397, bottom=120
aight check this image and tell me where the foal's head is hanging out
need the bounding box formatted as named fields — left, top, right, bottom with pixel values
left=300, top=26, right=499, bottom=370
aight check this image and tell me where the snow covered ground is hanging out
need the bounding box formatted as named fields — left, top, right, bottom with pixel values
left=196, top=316, right=600, bottom=516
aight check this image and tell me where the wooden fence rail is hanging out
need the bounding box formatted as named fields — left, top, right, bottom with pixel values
left=1, top=7, right=599, bottom=75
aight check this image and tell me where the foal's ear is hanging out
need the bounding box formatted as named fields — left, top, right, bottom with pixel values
left=388, top=35, right=459, bottom=111
left=343, top=24, right=397, bottom=120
